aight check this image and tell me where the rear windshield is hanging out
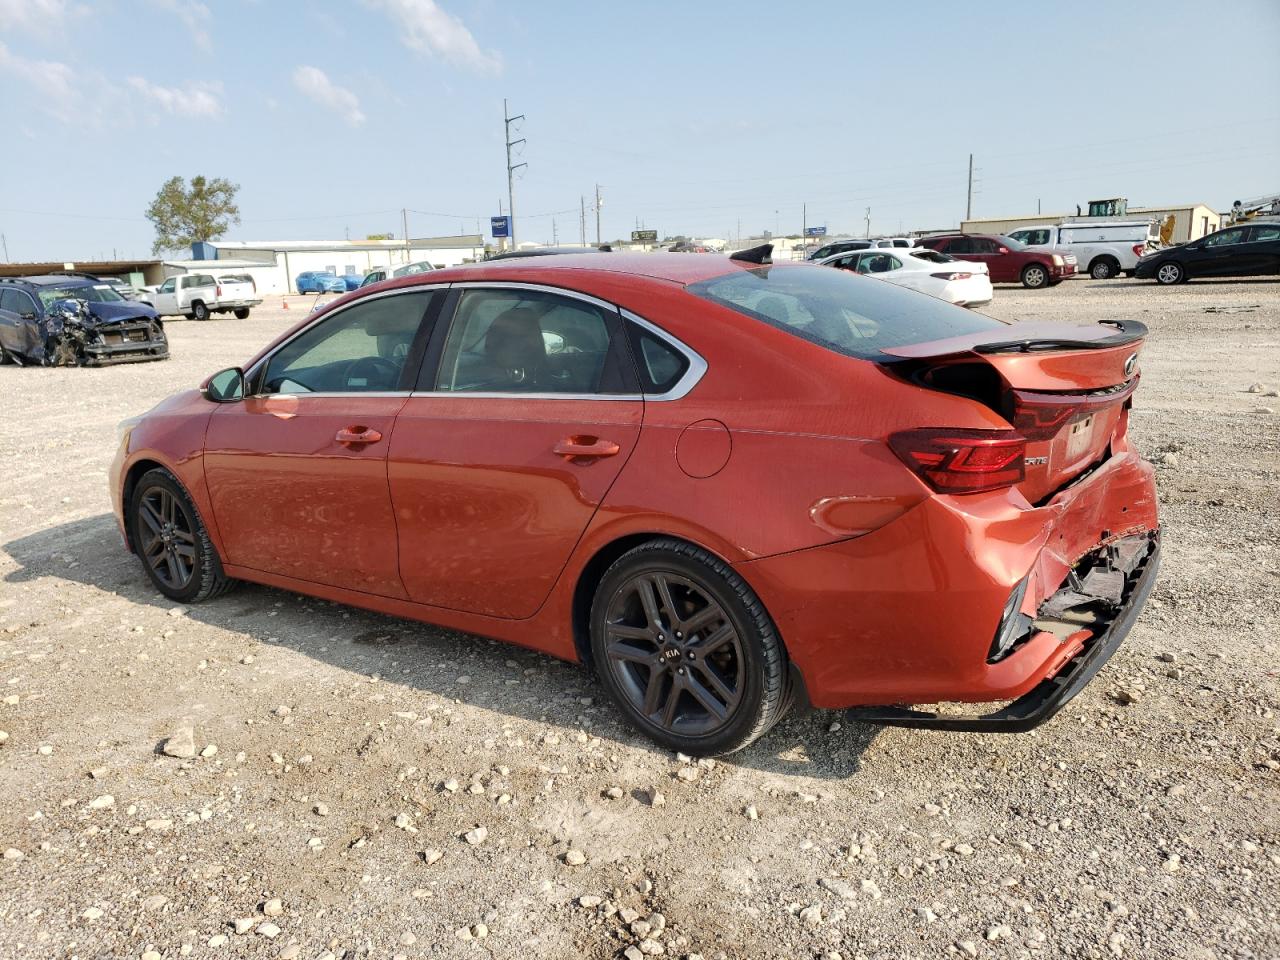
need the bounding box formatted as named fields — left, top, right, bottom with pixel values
left=687, top=264, right=1005, bottom=360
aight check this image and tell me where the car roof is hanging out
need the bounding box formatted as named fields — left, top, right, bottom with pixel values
left=7, top=274, right=95, bottom=287
left=427, top=251, right=761, bottom=286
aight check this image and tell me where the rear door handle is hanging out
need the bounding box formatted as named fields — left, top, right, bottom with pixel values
left=554, top=436, right=620, bottom=459
left=335, top=426, right=383, bottom=445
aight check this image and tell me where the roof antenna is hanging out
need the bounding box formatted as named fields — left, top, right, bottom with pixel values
left=729, top=243, right=772, bottom=265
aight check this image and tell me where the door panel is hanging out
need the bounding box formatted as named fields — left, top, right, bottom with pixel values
left=205, top=395, right=409, bottom=596
left=389, top=396, right=641, bottom=618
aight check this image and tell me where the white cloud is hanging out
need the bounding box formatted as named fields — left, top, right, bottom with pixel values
left=364, top=0, right=501, bottom=74
left=127, top=76, right=224, bottom=118
left=151, top=0, right=212, bottom=51
left=292, top=66, right=365, bottom=127
left=0, top=0, right=84, bottom=34
left=0, top=40, right=79, bottom=119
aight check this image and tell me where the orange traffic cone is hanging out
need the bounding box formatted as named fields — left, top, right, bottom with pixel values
left=282, top=298, right=289, bottom=310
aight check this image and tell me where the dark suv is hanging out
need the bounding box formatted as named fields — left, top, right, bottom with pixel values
left=0, top=275, right=168, bottom=366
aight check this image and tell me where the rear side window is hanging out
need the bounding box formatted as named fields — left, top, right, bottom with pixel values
left=432, top=288, right=634, bottom=395
left=687, top=265, right=1004, bottom=361
left=625, top=322, right=690, bottom=394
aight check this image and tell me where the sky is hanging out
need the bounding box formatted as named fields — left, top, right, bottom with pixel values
left=1, top=0, right=1278, bottom=261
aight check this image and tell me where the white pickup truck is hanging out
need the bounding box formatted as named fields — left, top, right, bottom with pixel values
left=1005, top=220, right=1161, bottom=280
left=140, top=272, right=262, bottom=321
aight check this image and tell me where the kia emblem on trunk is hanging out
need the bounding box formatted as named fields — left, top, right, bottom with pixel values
left=1124, top=353, right=1138, bottom=377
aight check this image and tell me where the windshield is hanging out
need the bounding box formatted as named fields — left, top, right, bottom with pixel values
left=688, top=264, right=1005, bottom=360
left=36, top=283, right=125, bottom=306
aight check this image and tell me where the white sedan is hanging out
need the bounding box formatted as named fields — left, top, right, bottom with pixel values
left=817, top=247, right=993, bottom=307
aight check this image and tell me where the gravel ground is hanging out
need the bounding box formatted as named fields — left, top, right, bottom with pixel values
left=0, top=278, right=1277, bottom=960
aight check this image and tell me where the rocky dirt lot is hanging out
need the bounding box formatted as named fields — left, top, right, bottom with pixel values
left=0, top=279, right=1277, bottom=960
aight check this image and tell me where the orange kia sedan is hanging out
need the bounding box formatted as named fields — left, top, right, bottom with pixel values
left=110, top=247, right=1159, bottom=755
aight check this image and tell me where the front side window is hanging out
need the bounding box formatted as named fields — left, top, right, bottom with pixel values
left=159, top=278, right=176, bottom=294
left=261, top=291, right=435, bottom=394
left=1204, top=228, right=1247, bottom=247
left=688, top=264, right=1004, bottom=361
left=433, top=288, right=628, bottom=395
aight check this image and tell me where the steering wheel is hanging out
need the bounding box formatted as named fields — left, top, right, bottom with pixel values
left=343, top=355, right=401, bottom=390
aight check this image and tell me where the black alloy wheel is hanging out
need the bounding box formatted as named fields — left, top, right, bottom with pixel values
left=136, top=484, right=197, bottom=591
left=604, top=570, right=745, bottom=736
left=590, top=539, right=790, bottom=755
left=192, top=301, right=210, bottom=322
left=129, top=468, right=235, bottom=603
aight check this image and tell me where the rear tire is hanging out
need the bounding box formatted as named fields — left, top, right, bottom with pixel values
left=191, top=301, right=210, bottom=322
left=128, top=468, right=236, bottom=603
left=1021, top=263, right=1049, bottom=289
left=589, top=539, right=790, bottom=756
left=1155, top=262, right=1185, bottom=285
left=1089, top=257, right=1119, bottom=280
left=233, top=308, right=250, bottom=319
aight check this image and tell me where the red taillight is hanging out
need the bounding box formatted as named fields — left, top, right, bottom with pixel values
left=888, top=428, right=1026, bottom=494
left=1132, top=244, right=1145, bottom=257
left=216, top=284, right=222, bottom=297
left=930, top=271, right=973, bottom=281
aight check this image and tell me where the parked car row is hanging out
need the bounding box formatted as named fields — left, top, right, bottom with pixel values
left=817, top=248, right=993, bottom=307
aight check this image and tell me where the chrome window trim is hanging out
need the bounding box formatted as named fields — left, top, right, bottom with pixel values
left=424, top=281, right=706, bottom=402
left=245, top=284, right=450, bottom=397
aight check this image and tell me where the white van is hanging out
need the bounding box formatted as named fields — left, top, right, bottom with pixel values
left=1006, top=220, right=1161, bottom=279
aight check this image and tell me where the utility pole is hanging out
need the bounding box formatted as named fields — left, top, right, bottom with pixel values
left=594, top=184, right=602, bottom=245
left=552, top=219, right=558, bottom=245
left=966, top=153, right=974, bottom=221
left=580, top=196, right=586, bottom=246
left=864, top=207, right=871, bottom=238
left=1, top=233, right=8, bottom=262
left=802, top=203, right=807, bottom=249
left=402, top=208, right=410, bottom=262
left=504, top=99, right=526, bottom=247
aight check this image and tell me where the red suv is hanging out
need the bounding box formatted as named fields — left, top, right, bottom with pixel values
left=920, top=234, right=1076, bottom=289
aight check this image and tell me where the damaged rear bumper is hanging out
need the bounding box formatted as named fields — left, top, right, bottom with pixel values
left=846, top=533, right=1160, bottom=732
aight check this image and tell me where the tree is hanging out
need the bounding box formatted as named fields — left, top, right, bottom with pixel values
left=145, top=175, right=241, bottom=255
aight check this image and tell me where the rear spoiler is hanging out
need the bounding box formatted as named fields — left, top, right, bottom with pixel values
left=973, top=319, right=1148, bottom=355
left=883, top=319, right=1147, bottom=362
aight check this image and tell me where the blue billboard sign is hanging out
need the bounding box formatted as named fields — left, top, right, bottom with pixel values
left=491, top=215, right=510, bottom=238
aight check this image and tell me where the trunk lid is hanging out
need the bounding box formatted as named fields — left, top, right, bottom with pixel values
left=883, top=320, right=1147, bottom=502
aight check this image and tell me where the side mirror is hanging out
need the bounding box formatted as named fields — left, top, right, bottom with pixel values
left=204, top=367, right=245, bottom=403
left=997, top=246, right=1010, bottom=254
left=19, top=311, right=36, bottom=320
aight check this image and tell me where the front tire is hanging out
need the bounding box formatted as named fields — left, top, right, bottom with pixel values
left=1155, top=262, right=1185, bottom=285
left=589, top=539, right=790, bottom=756
left=191, top=301, right=210, bottom=322
left=129, top=468, right=235, bottom=603
left=233, top=308, right=250, bottom=319
left=1021, top=263, right=1049, bottom=289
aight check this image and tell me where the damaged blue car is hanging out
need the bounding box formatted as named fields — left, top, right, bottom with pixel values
left=0, top=275, right=169, bottom=366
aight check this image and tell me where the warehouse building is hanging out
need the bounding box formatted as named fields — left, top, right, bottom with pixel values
left=161, top=235, right=485, bottom=294
left=960, top=203, right=1219, bottom=245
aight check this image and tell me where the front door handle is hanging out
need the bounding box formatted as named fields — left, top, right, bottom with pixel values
left=554, top=436, right=620, bottom=459
left=335, top=426, right=383, bottom=445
